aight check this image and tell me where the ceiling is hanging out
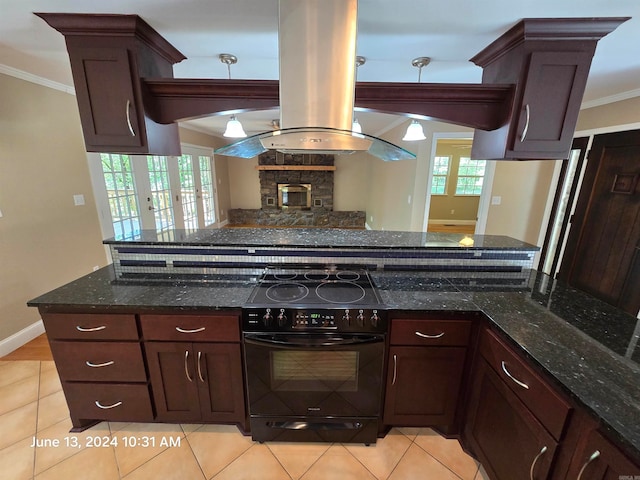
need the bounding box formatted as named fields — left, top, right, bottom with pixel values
left=2, top=0, right=639, bottom=140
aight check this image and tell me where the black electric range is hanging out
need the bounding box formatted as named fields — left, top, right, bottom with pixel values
left=243, top=267, right=387, bottom=333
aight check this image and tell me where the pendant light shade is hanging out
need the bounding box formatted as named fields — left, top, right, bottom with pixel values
left=223, top=115, right=247, bottom=138
left=402, top=120, right=426, bottom=141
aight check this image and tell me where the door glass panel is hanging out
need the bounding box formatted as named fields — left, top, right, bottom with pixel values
left=199, top=155, right=216, bottom=225
left=178, top=154, right=198, bottom=233
left=271, top=351, right=358, bottom=392
left=100, top=153, right=141, bottom=239
left=147, top=155, right=175, bottom=233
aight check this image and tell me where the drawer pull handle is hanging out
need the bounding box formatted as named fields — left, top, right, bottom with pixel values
left=521, top=104, right=530, bottom=142
left=76, top=325, right=106, bottom=332
left=577, top=450, right=600, bottom=480
left=391, top=354, right=398, bottom=386
left=529, top=445, right=547, bottom=480
left=176, top=326, right=206, bottom=334
left=415, top=331, right=445, bottom=339
left=95, top=400, right=122, bottom=410
left=184, top=350, right=193, bottom=382
left=501, top=361, right=529, bottom=389
left=86, top=360, right=115, bottom=368
left=126, top=99, right=136, bottom=137
left=197, top=351, right=205, bottom=383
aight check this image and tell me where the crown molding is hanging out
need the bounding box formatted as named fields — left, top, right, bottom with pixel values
left=0, top=63, right=75, bottom=95
left=581, top=88, right=640, bottom=110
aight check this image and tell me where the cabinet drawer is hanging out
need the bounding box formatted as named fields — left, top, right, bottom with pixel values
left=42, top=313, right=138, bottom=340
left=50, top=341, right=147, bottom=382
left=479, top=328, right=571, bottom=440
left=64, top=383, right=153, bottom=422
left=390, top=319, right=471, bottom=346
left=140, top=314, right=240, bottom=342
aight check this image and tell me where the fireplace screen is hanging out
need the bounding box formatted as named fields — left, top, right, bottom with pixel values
left=278, top=183, right=311, bottom=209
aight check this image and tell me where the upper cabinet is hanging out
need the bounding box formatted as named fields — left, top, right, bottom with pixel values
left=36, top=14, right=627, bottom=160
left=36, top=13, right=185, bottom=155
left=470, top=18, right=628, bottom=161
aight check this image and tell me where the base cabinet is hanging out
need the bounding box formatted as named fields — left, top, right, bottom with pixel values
left=145, top=342, right=245, bottom=424
left=465, top=358, right=557, bottom=480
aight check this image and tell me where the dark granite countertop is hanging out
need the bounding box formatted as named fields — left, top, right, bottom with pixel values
left=28, top=265, right=639, bottom=461
left=104, top=228, right=538, bottom=250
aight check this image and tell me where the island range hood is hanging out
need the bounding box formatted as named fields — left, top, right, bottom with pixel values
left=214, top=0, right=416, bottom=161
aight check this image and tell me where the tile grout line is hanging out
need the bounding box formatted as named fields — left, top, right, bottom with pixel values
left=31, top=361, right=42, bottom=479
left=181, top=429, right=211, bottom=480
left=410, top=438, right=468, bottom=480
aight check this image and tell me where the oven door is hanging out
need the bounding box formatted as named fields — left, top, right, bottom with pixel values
left=243, top=332, right=385, bottom=418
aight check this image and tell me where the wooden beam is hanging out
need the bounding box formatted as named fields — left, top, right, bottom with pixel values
left=143, top=78, right=513, bottom=131
left=255, top=165, right=336, bottom=171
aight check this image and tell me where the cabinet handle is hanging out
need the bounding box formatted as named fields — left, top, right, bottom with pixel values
left=95, top=400, right=122, bottom=410
left=184, top=350, right=193, bottom=382
left=125, top=99, right=136, bottom=137
left=176, top=326, right=206, bottom=334
left=391, top=354, right=398, bottom=386
left=76, top=325, right=106, bottom=332
left=501, top=361, right=529, bottom=389
left=520, top=104, right=530, bottom=142
left=577, top=450, right=600, bottom=480
left=529, top=445, right=548, bottom=480
left=415, top=331, right=445, bottom=339
left=86, top=360, right=115, bottom=368
left=197, top=351, right=205, bottom=383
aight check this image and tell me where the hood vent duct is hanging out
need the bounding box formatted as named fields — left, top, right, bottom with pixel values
left=215, top=0, right=416, bottom=161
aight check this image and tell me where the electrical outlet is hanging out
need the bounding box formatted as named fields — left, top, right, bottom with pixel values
left=450, top=209, right=455, bottom=215
left=73, top=194, right=85, bottom=206
left=491, top=196, right=502, bottom=205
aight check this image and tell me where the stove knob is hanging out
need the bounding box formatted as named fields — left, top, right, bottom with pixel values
left=342, top=309, right=351, bottom=326
left=277, top=309, right=287, bottom=327
left=356, top=310, right=365, bottom=327
left=370, top=311, right=380, bottom=327
left=262, top=309, right=273, bottom=326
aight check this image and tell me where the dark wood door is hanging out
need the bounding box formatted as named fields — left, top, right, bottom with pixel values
left=195, top=343, right=246, bottom=423
left=464, top=359, right=557, bottom=480
left=145, top=342, right=201, bottom=422
left=559, top=130, right=640, bottom=315
left=383, top=346, right=467, bottom=427
left=567, top=429, right=640, bottom=479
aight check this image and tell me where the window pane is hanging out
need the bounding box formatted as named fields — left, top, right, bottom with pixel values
left=179, top=154, right=198, bottom=233
left=455, top=158, right=486, bottom=196
left=431, top=156, right=450, bottom=195
left=101, top=153, right=141, bottom=239
left=199, top=155, right=216, bottom=225
left=146, top=156, right=175, bottom=233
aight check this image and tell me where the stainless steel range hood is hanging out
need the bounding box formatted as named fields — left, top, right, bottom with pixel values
left=214, top=0, right=415, bottom=161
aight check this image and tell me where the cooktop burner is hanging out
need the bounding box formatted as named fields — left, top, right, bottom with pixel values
left=245, top=268, right=382, bottom=308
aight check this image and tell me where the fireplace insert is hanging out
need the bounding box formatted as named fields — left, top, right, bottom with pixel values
left=278, top=183, right=311, bottom=209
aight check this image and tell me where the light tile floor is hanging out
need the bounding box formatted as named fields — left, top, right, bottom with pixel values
left=0, top=360, right=490, bottom=480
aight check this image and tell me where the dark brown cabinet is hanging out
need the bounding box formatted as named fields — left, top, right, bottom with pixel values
left=36, top=13, right=184, bottom=154
left=140, top=314, right=246, bottom=427
left=566, top=428, right=640, bottom=480
left=470, top=18, right=627, bottom=161
left=41, top=312, right=154, bottom=430
left=383, top=318, right=471, bottom=428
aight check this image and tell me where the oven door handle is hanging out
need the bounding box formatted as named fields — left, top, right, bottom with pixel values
left=243, top=333, right=384, bottom=348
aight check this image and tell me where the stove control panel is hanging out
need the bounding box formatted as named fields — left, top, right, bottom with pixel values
left=243, top=308, right=387, bottom=333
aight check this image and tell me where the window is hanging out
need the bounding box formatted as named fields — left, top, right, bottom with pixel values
left=147, top=155, right=175, bottom=233
left=100, top=153, right=141, bottom=239
left=455, top=158, right=486, bottom=195
left=431, top=156, right=450, bottom=195
left=178, top=155, right=198, bottom=233
left=199, top=155, right=216, bottom=225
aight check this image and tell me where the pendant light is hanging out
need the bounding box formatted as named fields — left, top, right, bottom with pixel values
left=402, top=57, right=430, bottom=141
left=220, top=53, right=247, bottom=138
left=352, top=56, right=366, bottom=134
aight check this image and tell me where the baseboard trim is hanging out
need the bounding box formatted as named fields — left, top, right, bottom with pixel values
left=0, top=320, right=45, bottom=357
left=428, top=219, right=477, bottom=226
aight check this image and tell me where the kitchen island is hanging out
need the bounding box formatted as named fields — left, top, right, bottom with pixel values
left=27, top=229, right=640, bottom=474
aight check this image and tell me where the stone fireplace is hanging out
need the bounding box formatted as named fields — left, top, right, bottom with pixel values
left=228, top=151, right=365, bottom=227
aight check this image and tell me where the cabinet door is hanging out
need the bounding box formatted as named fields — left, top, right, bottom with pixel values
left=145, top=342, right=201, bottom=422
left=568, top=429, right=640, bottom=480
left=465, top=359, right=557, bottom=480
left=195, top=343, right=246, bottom=423
left=383, top=346, right=466, bottom=427
left=68, top=47, right=144, bottom=150
left=510, top=51, right=591, bottom=157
